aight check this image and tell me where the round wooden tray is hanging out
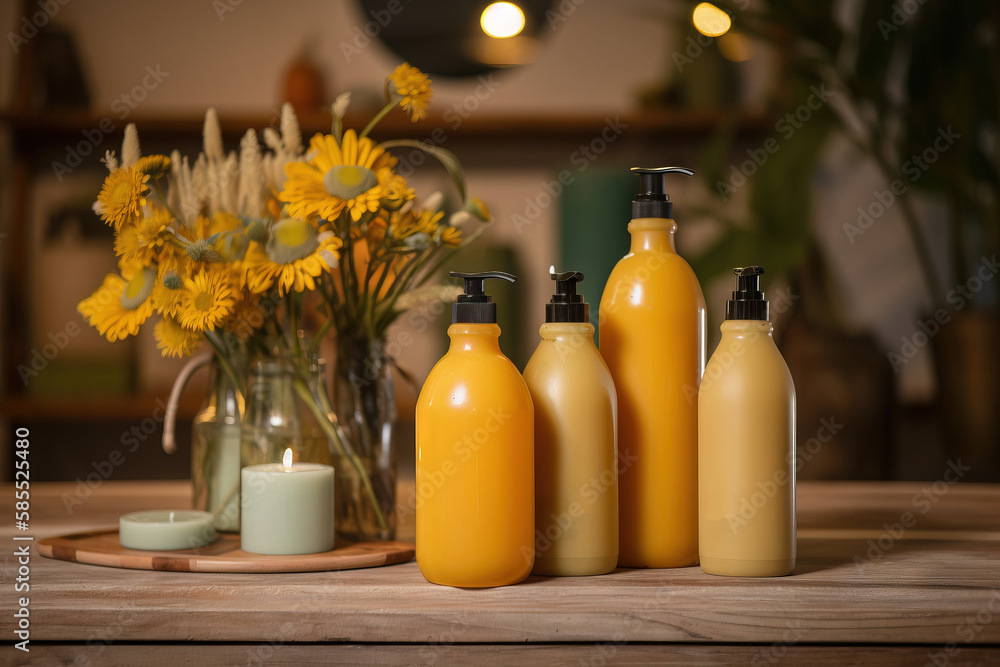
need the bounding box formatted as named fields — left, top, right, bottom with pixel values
left=38, top=529, right=415, bottom=573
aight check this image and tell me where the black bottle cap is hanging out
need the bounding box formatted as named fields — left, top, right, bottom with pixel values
left=545, top=269, right=588, bottom=323
left=726, top=266, right=769, bottom=321
left=631, top=166, right=695, bottom=219
left=451, top=270, right=516, bottom=323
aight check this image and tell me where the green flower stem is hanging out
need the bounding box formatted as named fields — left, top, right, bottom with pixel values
left=359, top=101, right=398, bottom=140
left=414, top=218, right=491, bottom=289
left=287, top=294, right=301, bottom=358
left=149, top=180, right=184, bottom=223
left=332, top=115, right=343, bottom=144
left=338, top=233, right=358, bottom=324
left=364, top=259, right=394, bottom=333
left=164, top=230, right=191, bottom=250
left=370, top=252, right=393, bottom=298
left=362, top=243, right=385, bottom=287
left=204, top=330, right=246, bottom=397
left=313, top=273, right=341, bottom=349
left=373, top=249, right=428, bottom=329
left=344, top=232, right=360, bottom=318
left=290, top=374, right=388, bottom=532
left=313, top=317, right=335, bottom=349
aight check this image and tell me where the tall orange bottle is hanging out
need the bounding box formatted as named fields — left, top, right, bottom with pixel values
left=599, top=166, right=705, bottom=568
left=415, top=271, right=534, bottom=587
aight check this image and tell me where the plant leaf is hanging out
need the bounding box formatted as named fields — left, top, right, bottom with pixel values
left=380, top=139, right=466, bottom=204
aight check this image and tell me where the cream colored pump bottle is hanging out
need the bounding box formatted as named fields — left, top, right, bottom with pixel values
left=699, top=266, right=796, bottom=577
left=523, top=270, right=618, bottom=576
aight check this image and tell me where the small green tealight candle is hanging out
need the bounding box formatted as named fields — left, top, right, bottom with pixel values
left=119, top=510, right=217, bottom=551
left=240, top=449, right=334, bottom=555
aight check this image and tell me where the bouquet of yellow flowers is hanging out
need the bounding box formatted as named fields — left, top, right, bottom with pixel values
left=77, top=64, right=489, bottom=538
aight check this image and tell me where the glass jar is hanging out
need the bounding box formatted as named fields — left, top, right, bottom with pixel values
left=240, top=357, right=333, bottom=469
left=191, top=360, right=243, bottom=532
left=333, top=338, right=398, bottom=542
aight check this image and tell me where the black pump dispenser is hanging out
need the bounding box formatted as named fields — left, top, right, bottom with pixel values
left=725, top=266, right=769, bottom=321
left=451, top=270, right=516, bottom=324
left=545, top=269, right=588, bottom=323
left=631, top=166, right=695, bottom=219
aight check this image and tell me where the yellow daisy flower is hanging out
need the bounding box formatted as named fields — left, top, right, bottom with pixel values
left=154, top=316, right=201, bottom=358
left=194, top=211, right=248, bottom=261
left=77, top=266, right=156, bottom=342
left=194, top=211, right=241, bottom=239
left=366, top=216, right=388, bottom=244
left=438, top=226, right=462, bottom=247
left=381, top=173, right=414, bottom=212
left=244, top=218, right=343, bottom=296
left=389, top=63, right=433, bottom=122
left=280, top=130, right=398, bottom=224
left=135, top=154, right=171, bottom=179
left=226, top=293, right=265, bottom=339
left=155, top=244, right=188, bottom=280
left=151, top=262, right=187, bottom=317
left=177, top=266, right=237, bottom=332
left=96, top=167, right=149, bottom=231
left=466, top=196, right=492, bottom=222
left=114, top=206, right=171, bottom=265
left=390, top=209, right=444, bottom=243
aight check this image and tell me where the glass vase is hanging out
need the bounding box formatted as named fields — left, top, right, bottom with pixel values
left=191, top=359, right=243, bottom=532
left=333, top=336, right=398, bottom=543
left=240, top=357, right=334, bottom=469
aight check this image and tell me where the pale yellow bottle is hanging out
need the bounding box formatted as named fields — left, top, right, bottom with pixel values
left=600, top=166, right=705, bottom=568
left=523, top=270, right=618, bottom=576
left=699, top=266, right=796, bottom=577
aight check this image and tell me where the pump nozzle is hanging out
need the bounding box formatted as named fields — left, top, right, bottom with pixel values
left=546, top=268, right=588, bottom=322
left=630, top=166, right=695, bottom=219
left=450, top=270, right=516, bottom=323
left=726, top=266, right=768, bottom=321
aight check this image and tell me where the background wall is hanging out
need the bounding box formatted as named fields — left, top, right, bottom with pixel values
left=3, top=0, right=989, bottom=482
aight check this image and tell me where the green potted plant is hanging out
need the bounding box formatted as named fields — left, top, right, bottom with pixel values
left=683, top=0, right=999, bottom=478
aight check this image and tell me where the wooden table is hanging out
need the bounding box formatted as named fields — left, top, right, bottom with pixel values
left=4, top=480, right=999, bottom=665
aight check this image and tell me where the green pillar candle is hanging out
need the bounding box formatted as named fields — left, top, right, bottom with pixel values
left=119, top=510, right=217, bottom=551
left=241, top=452, right=334, bottom=555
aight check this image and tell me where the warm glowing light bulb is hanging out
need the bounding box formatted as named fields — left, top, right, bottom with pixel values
left=481, top=2, right=525, bottom=39
left=282, top=448, right=293, bottom=469
left=693, top=2, right=731, bottom=37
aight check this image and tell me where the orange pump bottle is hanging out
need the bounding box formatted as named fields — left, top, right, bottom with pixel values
left=599, top=166, right=705, bottom=568
left=699, top=267, right=796, bottom=577
left=415, top=271, right=534, bottom=587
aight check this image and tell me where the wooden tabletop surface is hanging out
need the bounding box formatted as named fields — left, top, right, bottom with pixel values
left=4, top=479, right=999, bottom=665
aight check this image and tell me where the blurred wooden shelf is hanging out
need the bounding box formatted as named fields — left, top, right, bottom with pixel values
left=1, top=107, right=769, bottom=142
left=0, top=394, right=200, bottom=421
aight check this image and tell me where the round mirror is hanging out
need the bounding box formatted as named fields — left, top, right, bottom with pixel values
left=357, top=0, right=553, bottom=78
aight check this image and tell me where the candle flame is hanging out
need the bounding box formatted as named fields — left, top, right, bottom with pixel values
left=549, top=265, right=555, bottom=275
left=282, top=448, right=293, bottom=469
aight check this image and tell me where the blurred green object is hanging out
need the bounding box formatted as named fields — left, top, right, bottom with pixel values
left=558, top=169, right=633, bottom=340
left=681, top=0, right=1000, bottom=479
left=688, top=0, right=999, bottom=308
